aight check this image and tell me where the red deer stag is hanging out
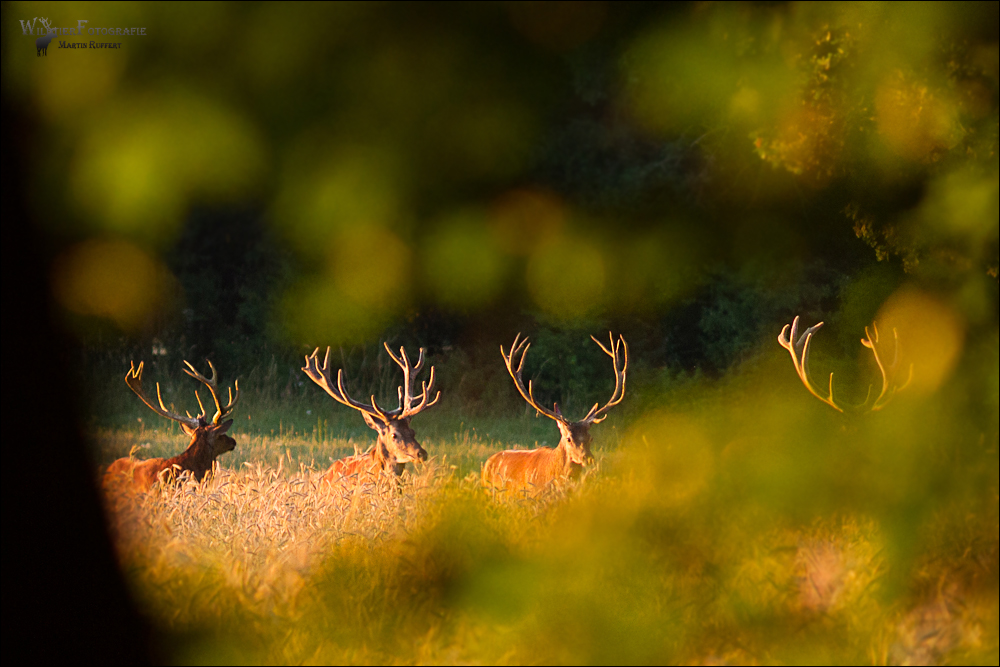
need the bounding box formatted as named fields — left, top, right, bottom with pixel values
left=483, top=333, right=628, bottom=493
left=104, top=360, right=240, bottom=491
left=302, top=344, right=440, bottom=483
left=778, top=315, right=913, bottom=412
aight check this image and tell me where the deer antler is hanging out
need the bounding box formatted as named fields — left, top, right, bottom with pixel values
left=580, top=333, right=629, bottom=425
left=861, top=323, right=914, bottom=411
left=502, top=333, right=629, bottom=424
left=779, top=316, right=913, bottom=413
left=303, top=347, right=388, bottom=422
left=125, top=362, right=203, bottom=428
left=778, top=316, right=841, bottom=412
left=303, top=345, right=440, bottom=423
left=125, top=360, right=238, bottom=427
left=381, top=343, right=440, bottom=419
left=502, top=333, right=568, bottom=423
left=181, top=360, right=240, bottom=424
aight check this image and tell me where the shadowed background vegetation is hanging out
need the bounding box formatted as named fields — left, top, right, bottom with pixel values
left=2, top=1, right=997, bottom=664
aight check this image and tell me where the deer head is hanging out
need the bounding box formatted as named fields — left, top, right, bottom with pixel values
left=302, top=344, right=440, bottom=473
left=778, top=315, right=913, bottom=413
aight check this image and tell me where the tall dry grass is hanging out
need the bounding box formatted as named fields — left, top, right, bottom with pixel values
left=95, top=437, right=997, bottom=664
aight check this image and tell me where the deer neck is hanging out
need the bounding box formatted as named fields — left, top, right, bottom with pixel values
left=554, top=437, right=578, bottom=474
left=370, top=438, right=404, bottom=475
left=167, top=433, right=216, bottom=481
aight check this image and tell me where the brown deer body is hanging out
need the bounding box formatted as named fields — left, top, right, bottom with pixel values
left=483, top=333, right=627, bottom=494
left=103, top=361, right=239, bottom=492
left=302, top=344, right=439, bottom=484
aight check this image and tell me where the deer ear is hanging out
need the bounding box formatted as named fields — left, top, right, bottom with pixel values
left=215, top=419, right=233, bottom=434
left=362, top=412, right=384, bottom=432
left=181, top=423, right=198, bottom=436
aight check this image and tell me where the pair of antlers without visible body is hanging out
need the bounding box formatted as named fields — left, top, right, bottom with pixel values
left=779, top=316, right=913, bottom=412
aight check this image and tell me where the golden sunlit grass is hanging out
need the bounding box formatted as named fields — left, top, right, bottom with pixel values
left=94, top=410, right=998, bottom=665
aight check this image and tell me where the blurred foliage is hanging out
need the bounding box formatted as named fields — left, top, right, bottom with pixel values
left=5, top=1, right=999, bottom=663
left=7, top=1, right=996, bottom=368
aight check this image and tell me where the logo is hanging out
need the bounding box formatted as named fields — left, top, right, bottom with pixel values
left=20, top=17, right=56, bottom=56
left=19, top=16, right=147, bottom=56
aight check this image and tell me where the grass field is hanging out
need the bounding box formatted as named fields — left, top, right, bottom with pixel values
left=92, top=351, right=998, bottom=665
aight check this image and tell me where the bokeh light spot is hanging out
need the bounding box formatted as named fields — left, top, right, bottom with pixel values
left=489, top=189, right=566, bottom=256
left=71, top=90, right=266, bottom=245
left=876, top=72, right=962, bottom=161
left=423, top=211, right=507, bottom=309
left=622, top=411, right=715, bottom=507
left=875, top=287, right=965, bottom=396
left=625, top=23, right=739, bottom=134
left=280, top=225, right=411, bottom=347
left=526, top=236, right=605, bottom=320
left=331, top=226, right=411, bottom=310
left=35, top=44, right=126, bottom=126
left=51, top=239, right=170, bottom=330
left=275, top=140, right=405, bottom=256
left=280, top=275, right=388, bottom=348
left=920, top=168, right=999, bottom=243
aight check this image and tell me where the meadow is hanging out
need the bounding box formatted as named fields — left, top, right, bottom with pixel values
left=91, top=343, right=999, bottom=665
